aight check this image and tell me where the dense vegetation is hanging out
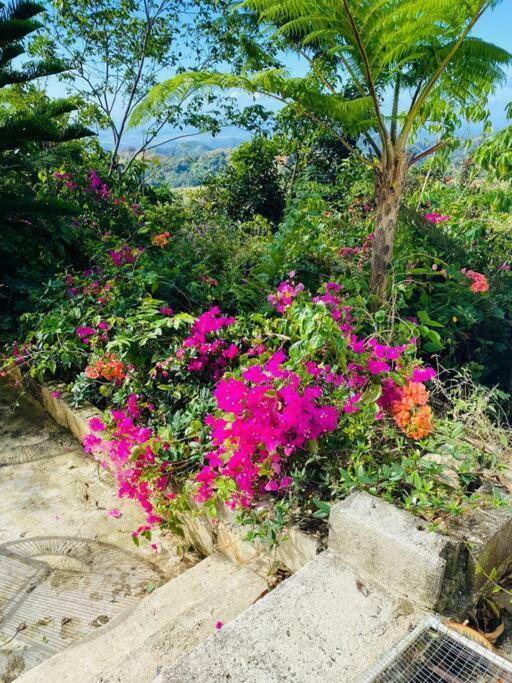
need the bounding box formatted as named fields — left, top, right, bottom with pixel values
left=2, top=0, right=512, bottom=551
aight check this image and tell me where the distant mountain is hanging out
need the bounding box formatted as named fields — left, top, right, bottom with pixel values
left=132, top=145, right=234, bottom=188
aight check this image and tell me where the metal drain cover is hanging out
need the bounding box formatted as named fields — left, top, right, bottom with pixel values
left=0, top=536, right=163, bottom=680
left=361, top=616, right=512, bottom=682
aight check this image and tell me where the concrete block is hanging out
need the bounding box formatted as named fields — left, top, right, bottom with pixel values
left=445, top=499, right=512, bottom=598
left=155, top=551, right=421, bottom=683
left=275, top=525, right=320, bottom=573
left=328, top=491, right=466, bottom=612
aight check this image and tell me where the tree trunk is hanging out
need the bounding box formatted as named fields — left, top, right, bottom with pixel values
left=370, top=160, right=407, bottom=301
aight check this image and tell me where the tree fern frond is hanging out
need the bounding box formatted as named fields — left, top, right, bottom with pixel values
left=131, top=68, right=375, bottom=137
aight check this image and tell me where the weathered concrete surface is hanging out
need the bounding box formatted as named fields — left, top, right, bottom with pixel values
left=328, top=491, right=467, bottom=613
left=155, top=550, right=421, bottom=683
left=0, top=378, right=190, bottom=572
left=17, top=552, right=267, bottom=683
left=0, top=378, right=196, bottom=681
left=445, top=497, right=512, bottom=597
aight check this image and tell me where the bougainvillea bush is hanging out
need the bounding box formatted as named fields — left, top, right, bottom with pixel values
left=4, top=156, right=512, bottom=547
left=6, top=235, right=507, bottom=546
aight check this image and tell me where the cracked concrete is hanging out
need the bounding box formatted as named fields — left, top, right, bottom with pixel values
left=0, top=378, right=196, bottom=681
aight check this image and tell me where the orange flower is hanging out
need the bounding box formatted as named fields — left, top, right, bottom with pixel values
left=85, top=354, right=125, bottom=382
left=390, top=381, right=433, bottom=440
left=152, top=231, right=171, bottom=248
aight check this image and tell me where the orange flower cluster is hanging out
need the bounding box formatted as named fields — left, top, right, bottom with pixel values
left=391, top=381, right=433, bottom=440
left=152, top=231, right=171, bottom=248
left=85, top=354, right=125, bottom=382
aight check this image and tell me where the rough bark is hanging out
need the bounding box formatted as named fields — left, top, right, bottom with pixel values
left=370, top=160, right=407, bottom=301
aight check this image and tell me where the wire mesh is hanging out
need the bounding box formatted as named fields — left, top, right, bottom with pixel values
left=371, top=626, right=512, bottom=682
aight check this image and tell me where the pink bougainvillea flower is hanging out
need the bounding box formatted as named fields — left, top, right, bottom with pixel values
left=109, top=244, right=139, bottom=267
left=108, top=508, right=122, bottom=518
left=424, top=213, right=450, bottom=224
left=51, top=390, right=62, bottom=399
left=159, top=306, right=174, bottom=316
left=76, top=326, right=96, bottom=343
left=215, top=621, right=223, bottom=630
left=367, top=358, right=390, bottom=375
left=89, top=417, right=106, bottom=431
left=412, top=367, right=437, bottom=382
left=268, top=278, right=304, bottom=312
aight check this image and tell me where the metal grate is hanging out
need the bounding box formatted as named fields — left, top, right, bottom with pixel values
left=362, top=616, right=512, bottom=683
left=0, top=537, right=164, bottom=678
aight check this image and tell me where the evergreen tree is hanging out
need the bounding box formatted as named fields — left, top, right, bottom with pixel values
left=0, top=0, right=91, bottom=217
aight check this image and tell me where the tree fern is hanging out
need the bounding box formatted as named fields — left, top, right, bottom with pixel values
left=133, top=0, right=511, bottom=299
left=0, top=1, right=92, bottom=219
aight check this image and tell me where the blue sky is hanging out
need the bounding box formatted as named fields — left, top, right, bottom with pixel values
left=50, top=2, right=512, bottom=149
left=471, top=0, right=512, bottom=124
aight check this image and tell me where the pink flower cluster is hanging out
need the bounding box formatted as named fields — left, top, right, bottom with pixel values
left=194, top=350, right=338, bottom=508
left=11, top=341, right=30, bottom=365
left=109, top=244, right=141, bottom=267
left=84, top=395, right=167, bottom=536
left=65, top=270, right=114, bottom=305
left=463, top=269, right=489, bottom=293
left=309, top=282, right=418, bottom=414
left=53, top=170, right=75, bottom=190
left=76, top=326, right=96, bottom=344
left=339, top=234, right=374, bottom=259
left=424, top=213, right=450, bottom=224
left=177, top=307, right=237, bottom=378
left=268, top=274, right=304, bottom=312
left=87, top=170, right=110, bottom=199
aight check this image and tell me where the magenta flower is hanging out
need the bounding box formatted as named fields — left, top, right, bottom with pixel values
left=108, top=509, right=122, bottom=518
left=412, top=367, right=437, bottom=382
left=76, top=326, right=96, bottom=343
left=424, top=213, right=450, bottom=224
left=367, top=358, right=391, bottom=375
left=268, top=279, right=304, bottom=312
left=89, top=417, right=106, bottom=431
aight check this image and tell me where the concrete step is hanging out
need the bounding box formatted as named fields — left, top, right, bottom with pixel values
left=153, top=493, right=472, bottom=683
left=155, top=550, right=422, bottom=683
left=16, top=553, right=267, bottom=683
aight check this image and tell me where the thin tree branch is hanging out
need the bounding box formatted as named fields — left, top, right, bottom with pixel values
left=409, top=139, right=451, bottom=166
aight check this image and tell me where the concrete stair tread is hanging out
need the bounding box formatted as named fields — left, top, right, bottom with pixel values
left=156, top=550, right=423, bottom=683
left=16, top=552, right=268, bottom=683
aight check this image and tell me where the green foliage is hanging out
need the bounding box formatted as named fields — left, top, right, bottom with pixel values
left=0, top=0, right=91, bottom=215
left=0, top=1, right=94, bottom=329
left=203, top=136, right=285, bottom=224
left=473, top=103, right=512, bottom=179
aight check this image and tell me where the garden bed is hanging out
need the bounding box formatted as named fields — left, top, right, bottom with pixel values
left=19, top=371, right=320, bottom=575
